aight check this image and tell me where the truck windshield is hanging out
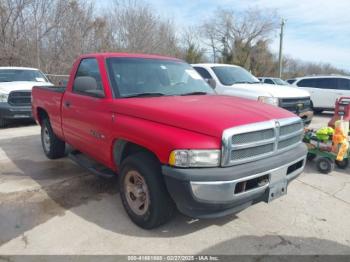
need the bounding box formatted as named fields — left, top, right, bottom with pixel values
left=107, top=58, right=214, bottom=97
left=212, top=66, right=260, bottom=86
left=0, top=69, right=48, bottom=83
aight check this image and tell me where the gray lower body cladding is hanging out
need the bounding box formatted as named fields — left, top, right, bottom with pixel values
left=162, top=143, right=307, bottom=218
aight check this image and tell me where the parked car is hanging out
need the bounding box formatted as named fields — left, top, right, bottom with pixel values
left=193, top=64, right=313, bottom=125
left=290, top=75, right=350, bottom=113
left=32, top=53, right=307, bottom=229
left=0, top=67, right=52, bottom=127
left=258, top=77, right=289, bottom=85
left=286, top=79, right=297, bottom=84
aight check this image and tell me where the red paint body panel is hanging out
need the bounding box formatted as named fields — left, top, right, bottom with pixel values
left=32, top=53, right=296, bottom=170
left=31, top=88, right=64, bottom=139
left=112, top=95, right=294, bottom=138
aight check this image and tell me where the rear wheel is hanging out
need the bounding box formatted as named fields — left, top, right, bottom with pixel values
left=41, top=118, right=65, bottom=159
left=119, top=152, right=175, bottom=229
left=307, top=153, right=317, bottom=161
left=316, top=157, right=334, bottom=174
left=335, top=159, right=349, bottom=169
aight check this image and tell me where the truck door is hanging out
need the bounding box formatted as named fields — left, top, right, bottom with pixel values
left=61, top=58, right=112, bottom=166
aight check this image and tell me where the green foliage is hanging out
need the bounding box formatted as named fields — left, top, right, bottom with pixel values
left=184, top=44, right=204, bottom=64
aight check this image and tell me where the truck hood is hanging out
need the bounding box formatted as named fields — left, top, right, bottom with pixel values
left=0, top=81, right=52, bottom=94
left=115, top=95, right=295, bottom=138
left=232, top=83, right=310, bottom=98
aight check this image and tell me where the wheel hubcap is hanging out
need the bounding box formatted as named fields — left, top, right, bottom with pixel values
left=320, top=161, right=328, bottom=170
left=43, top=127, right=51, bottom=152
left=124, top=170, right=150, bottom=216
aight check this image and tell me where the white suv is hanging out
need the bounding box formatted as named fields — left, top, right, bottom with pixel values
left=193, top=63, right=313, bottom=124
left=290, top=75, right=350, bottom=113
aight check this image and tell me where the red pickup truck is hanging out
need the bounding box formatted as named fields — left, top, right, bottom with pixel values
left=32, top=53, right=307, bottom=229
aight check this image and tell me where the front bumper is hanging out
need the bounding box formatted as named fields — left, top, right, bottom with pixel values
left=298, top=110, right=313, bottom=125
left=162, top=143, right=307, bottom=218
left=0, top=103, right=32, bottom=119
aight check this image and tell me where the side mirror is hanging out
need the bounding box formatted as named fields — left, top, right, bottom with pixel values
left=73, top=76, right=105, bottom=98
left=206, top=78, right=216, bottom=89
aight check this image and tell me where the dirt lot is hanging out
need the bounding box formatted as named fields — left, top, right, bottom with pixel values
left=0, top=114, right=350, bottom=255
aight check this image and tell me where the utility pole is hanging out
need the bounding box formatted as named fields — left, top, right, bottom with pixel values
left=278, top=18, right=285, bottom=78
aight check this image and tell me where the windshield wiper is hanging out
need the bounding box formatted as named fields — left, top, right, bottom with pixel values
left=123, top=92, right=166, bottom=98
left=180, top=91, right=208, bottom=96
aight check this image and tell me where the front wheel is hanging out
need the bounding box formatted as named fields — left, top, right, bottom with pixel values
left=41, top=118, right=65, bottom=159
left=316, top=157, right=334, bottom=174
left=119, top=152, right=175, bottom=229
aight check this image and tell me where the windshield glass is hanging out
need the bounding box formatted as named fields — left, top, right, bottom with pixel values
left=107, top=58, right=214, bottom=97
left=211, top=66, right=260, bottom=86
left=274, top=78, right=289, bottom=85
left=107, top=58, right=215, bottom=97
left=0, top=69, right=48, bottom=83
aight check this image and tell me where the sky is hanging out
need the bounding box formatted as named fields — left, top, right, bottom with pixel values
left=97, top=0, right=350, bottom=70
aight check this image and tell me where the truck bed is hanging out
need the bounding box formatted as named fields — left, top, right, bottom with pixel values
left=33, top=85, right=66, bottom=93
left=32, top=85, right=65, bottom=139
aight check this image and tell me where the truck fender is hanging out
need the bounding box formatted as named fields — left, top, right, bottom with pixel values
left=112, top=139, right=159, bottom=168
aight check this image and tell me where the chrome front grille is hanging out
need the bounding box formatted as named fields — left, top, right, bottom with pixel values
left=222, top=117, right=303, bottom=166
left=231, top=143, right=274, bottom=160
left=280, top=122, right=302, bottom=136
left=232, top=128, right=274, bottom=144
left=278, top=134, right=303, bottom=150
left=279, top=97, right=311, bottom=113
left=8, top=91, right=32, bottom=106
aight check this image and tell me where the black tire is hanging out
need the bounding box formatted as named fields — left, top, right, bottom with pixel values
left=0, top=118, right=7, bottom=128
left=316, top=157, right=334, bottom=174
left=335, top=158, right=349, bottom=169
left=119, top=152, right=175, bottom=229
left=307, top=153, right=317, bottom=161
left=41, top=118, right=65, bottom=159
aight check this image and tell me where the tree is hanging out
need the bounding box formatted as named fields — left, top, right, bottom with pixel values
left=180, top=27, right=205, bottom=63
left=200, top=8, right=279, bottom=68
left=106, top=0, right=179, bottom=56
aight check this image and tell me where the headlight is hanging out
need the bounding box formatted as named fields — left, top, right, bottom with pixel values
left=169, top=149, right=221, bottom=167
left=0, top=93, right=9, bottom=102
left=258, top=96, right=279, bottom=106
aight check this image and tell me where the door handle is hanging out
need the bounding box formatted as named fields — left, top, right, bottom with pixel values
left=64, top=101, right=71, bottom=107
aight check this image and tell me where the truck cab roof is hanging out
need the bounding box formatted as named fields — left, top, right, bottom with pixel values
left=80, top=52, right=181, bottom=61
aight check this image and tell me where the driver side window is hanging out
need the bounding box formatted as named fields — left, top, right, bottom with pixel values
left=73, top=58, right=104, bottom=96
